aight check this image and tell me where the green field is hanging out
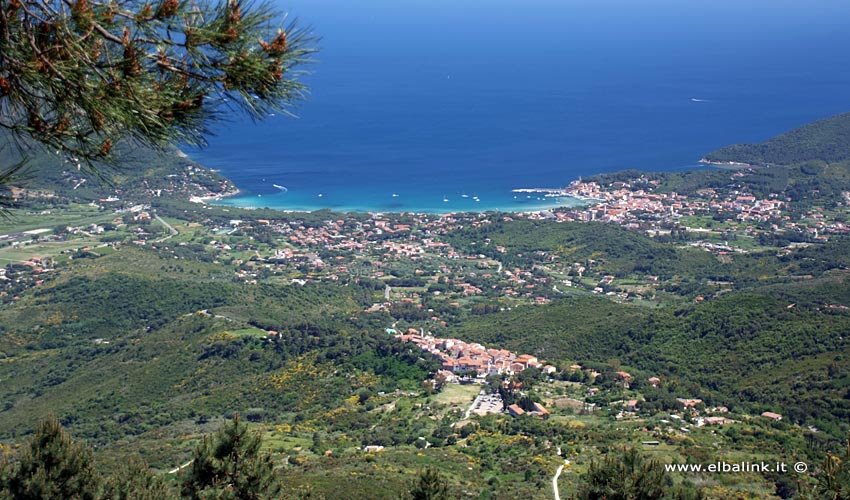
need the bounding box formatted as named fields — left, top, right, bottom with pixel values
left=432, top=383, right=481, bottom=407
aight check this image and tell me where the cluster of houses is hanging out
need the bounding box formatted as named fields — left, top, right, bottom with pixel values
left=391, top=328, right=555, bottom=419
left=393, top=329, right=557, bottom=379
left=0, top=257, right=53, bottom=302
left=553, top=179, right=788, bottom=225
left=620, top=393, right=782, bottom=428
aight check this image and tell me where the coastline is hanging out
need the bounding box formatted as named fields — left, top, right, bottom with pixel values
left=186, top=164, right=698, bottom=215
left=189, top=188, right=242, bottom=205
left=183, top=153, right=710, bottom=216
left=698, top=158, right=752, bottom=168
left=200, top=188, right=595, bottom=214
left=511, top=187, right=606, bottom=202
left=182, top=158, right=593, bottom=214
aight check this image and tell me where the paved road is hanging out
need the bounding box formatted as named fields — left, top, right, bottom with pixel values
left=154, top=214, right=178, bottom=242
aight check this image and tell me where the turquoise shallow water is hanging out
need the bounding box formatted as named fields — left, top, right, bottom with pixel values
left=214, top=187, right=589, bottom=214
left=185, top=0, right=850, bottom=213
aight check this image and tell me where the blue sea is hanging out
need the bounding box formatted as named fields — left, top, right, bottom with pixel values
left=186, top=0, right=850, bottom=213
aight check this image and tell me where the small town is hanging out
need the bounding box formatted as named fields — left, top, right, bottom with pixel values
left=5, top=162, right=849, bottom=312
left=388, top=326, right=786, bottom=428
left=1, top=2, right=849, bottom=497
left=0, top=158, right=835, bottom=469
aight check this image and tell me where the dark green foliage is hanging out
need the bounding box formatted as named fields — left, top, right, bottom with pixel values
left=0, top=246, right=436, bottom=448
left=572, top=448, right=700, bottom=500
left=0, top=459, right=10, bottom=499
left=100, top=456, right=177, bottom=500
left=592, top=113, right=850, bottom=204
left=406, top=467, right=453, bottom=500
left=0, top=151, right=26, bottom=217
left=0, top=130, right=237, bottom=204
left=5, top=414, right=99, bottom=500
left=637, top=293, right=850, bottom=428
left=696, top=112, right=850, bottom=203
left=450, top=296, right=649, bottom=361
left=783, top=241, right=850, bottom=278
left=31, top=273, right=238, bottom=339
left=450, top=281, right=850, bottom=434
left=445, top=220, right=678, bottom=274
left=1, top=415, right=295, bottom=500
left=704, top=112, right=850, bottom=166
left=0, top=0, right=315, bottom=168
left=181, top=414, right=280, bottom=500
left=443, top=218, right=727, bottom=281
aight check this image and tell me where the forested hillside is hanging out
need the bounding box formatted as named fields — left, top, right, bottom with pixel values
left=0, top=133, right=236, bottom=205
left=4, top=114, right=850, bottom=498
left=703, top=112, right=850, bottom=166
left=0, top=247, right=435, bottom=466
left=449, top=281, right=850, bottom=436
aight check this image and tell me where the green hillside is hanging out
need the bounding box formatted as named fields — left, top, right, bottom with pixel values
left=5, top=119, right=850, bottom=498
left=445, top=220, right=681, bottom=271
left=0, top=247, right=435, bottom=465
left=450, top=280, right=850, bottom=435
left=703, top=112, right=850, bottom=167
left=0, top=133, right=236, bottom=204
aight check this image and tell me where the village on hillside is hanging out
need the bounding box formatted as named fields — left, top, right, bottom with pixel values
left=5, top=163, right=850, bottom=309
left=384, top=326, right=786, bottom=432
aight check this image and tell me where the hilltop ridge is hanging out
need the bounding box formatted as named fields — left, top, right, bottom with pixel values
left=702, top=111, right=850, bottom=167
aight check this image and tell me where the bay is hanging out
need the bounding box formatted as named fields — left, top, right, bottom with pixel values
left=186, top=0, right=850, bottom=213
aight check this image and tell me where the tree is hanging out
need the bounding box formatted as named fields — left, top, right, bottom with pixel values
left=572, top=447, right=702, bottom=500
left=0, top=0, right=315, bottom=170
left=5, top=414, right=99, bottom=500
left=100, top=455, right=178, bottom=500
left=407, top=467, right=452, bottom=500
left=181, top=414, right=281, bottom=500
